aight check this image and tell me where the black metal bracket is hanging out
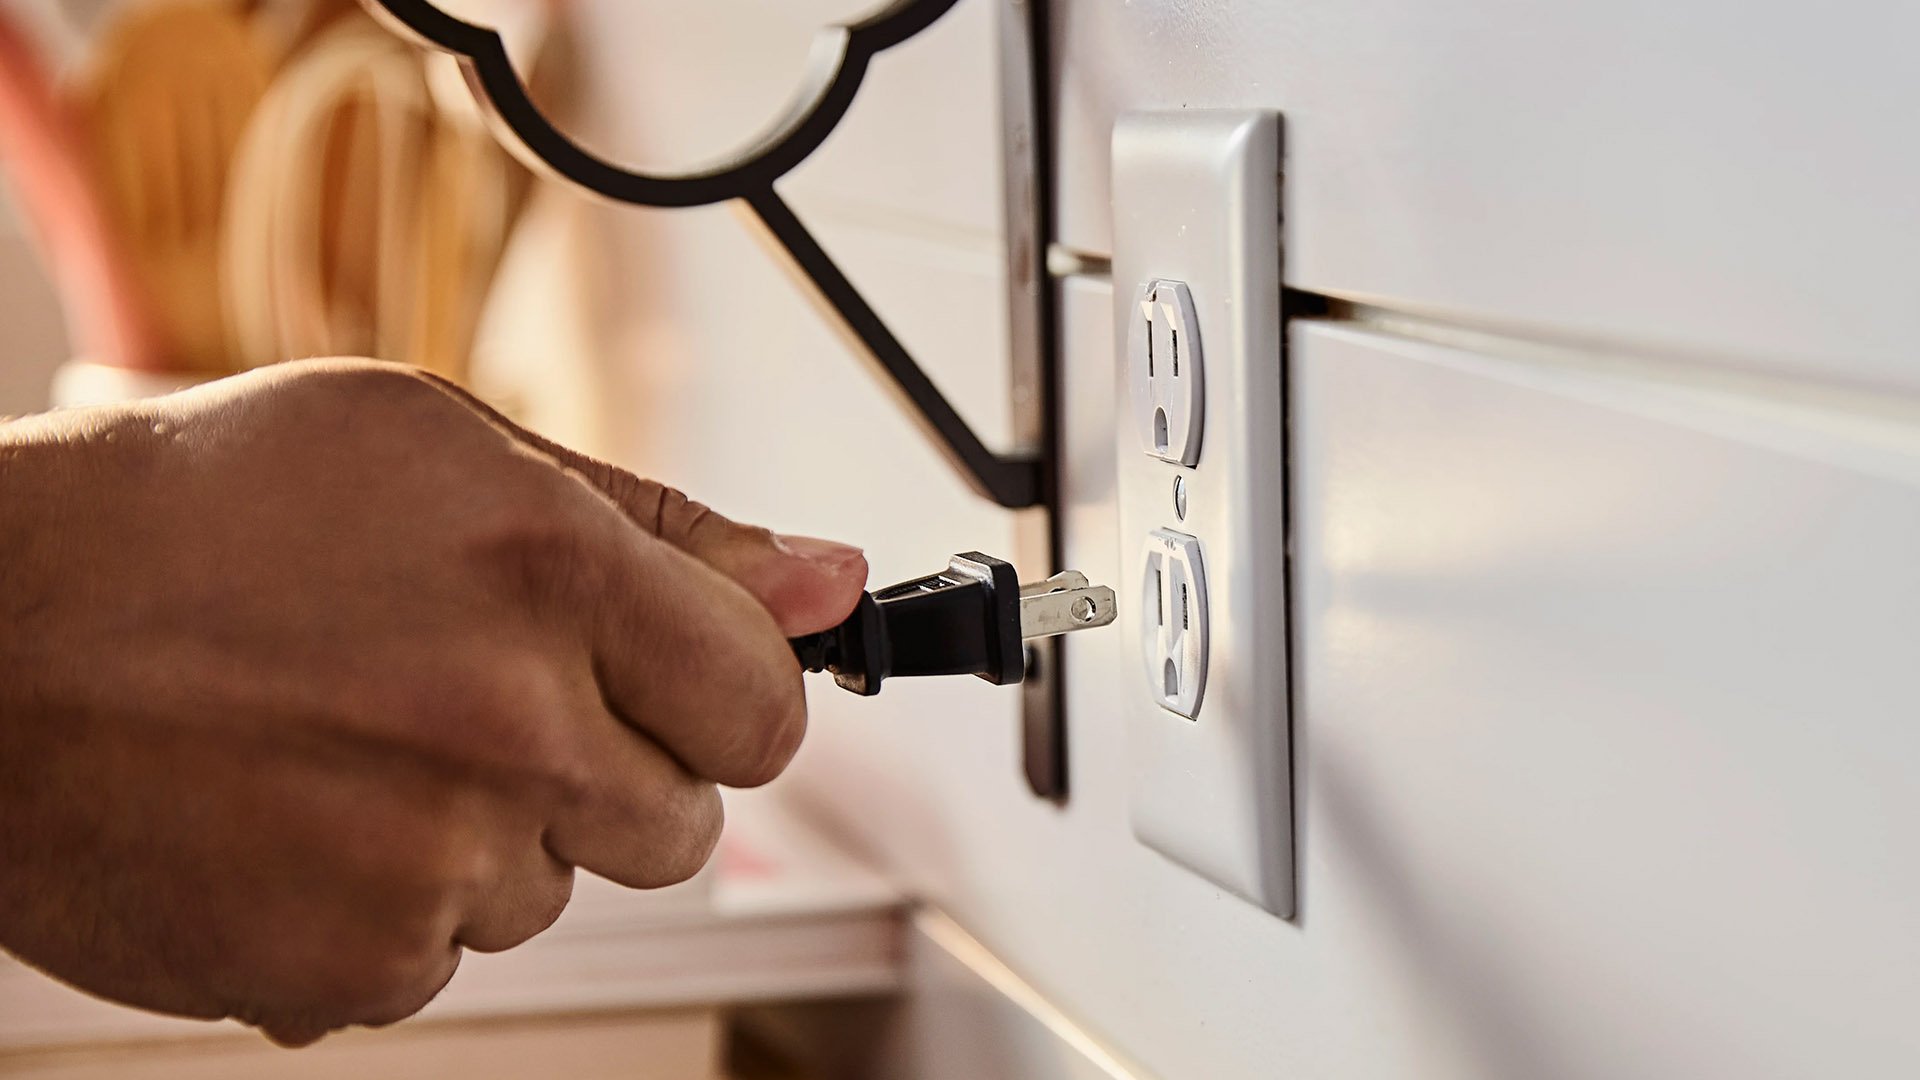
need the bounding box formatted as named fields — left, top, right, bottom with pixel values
left=359, top=0, right=1043, bottom=510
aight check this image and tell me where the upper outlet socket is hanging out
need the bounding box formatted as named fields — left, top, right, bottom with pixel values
left=1128, top=279, right=1204, bottom=466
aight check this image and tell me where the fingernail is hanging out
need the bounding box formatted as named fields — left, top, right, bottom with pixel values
left=774, top=534, right=866, bottom=568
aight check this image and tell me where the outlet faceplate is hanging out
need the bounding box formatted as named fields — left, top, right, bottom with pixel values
left=1113, top=111, right=1293, bottom=918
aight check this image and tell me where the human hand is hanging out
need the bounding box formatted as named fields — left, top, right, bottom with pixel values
left=0, top=359, right=866, bottom=1045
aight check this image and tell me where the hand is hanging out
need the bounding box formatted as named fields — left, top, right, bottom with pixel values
left=0, top=360, right=867, bottom=1045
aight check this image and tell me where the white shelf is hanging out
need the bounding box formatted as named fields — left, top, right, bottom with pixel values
left=0, top=790, right=905, bottom=1055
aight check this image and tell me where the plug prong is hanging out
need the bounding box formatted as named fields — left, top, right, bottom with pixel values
left=1019, top=574, right=1118, bottom=641
left=1020, top=571, right=1089, bottom=598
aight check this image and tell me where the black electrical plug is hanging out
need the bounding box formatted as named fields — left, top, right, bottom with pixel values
left=790, top=552, right=1117, bottom=696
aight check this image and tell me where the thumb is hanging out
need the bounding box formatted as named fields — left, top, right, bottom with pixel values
left=421, top=373, right=868, bottom=635
left=594, top=477, right=869, bottom=638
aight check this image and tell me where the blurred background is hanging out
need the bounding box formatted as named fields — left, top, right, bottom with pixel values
left=0, top=177, right=61, bottom=411
left=0, top=0, right=594, bottom=416
left=3, top=1, right=1920, bottom=1078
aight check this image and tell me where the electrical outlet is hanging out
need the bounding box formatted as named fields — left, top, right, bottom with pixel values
left=1143, top=528, right=1209, bottom=718
left=1129, top=280, right=1205, bottom=465
left=1113, top=110, right=1293, bottom=918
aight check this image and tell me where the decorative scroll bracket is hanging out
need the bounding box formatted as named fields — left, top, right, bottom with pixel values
left=363, top=0, right=1069, bottom=800
left=359, top=0, right=1045, bottom=511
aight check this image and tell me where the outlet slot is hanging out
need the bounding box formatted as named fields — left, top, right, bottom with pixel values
left=1152, top=564, right=1165, bottom=624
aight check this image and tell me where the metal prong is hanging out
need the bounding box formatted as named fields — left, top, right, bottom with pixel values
left=1021, top=571, right=1089, bottom=598
left=1019, top=573, right=1118, bottom=641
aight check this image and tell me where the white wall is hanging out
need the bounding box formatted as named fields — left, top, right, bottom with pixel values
left=551, top=3, right=1920, bottom=1077
left=1052, top=0, right=1920, bottom=393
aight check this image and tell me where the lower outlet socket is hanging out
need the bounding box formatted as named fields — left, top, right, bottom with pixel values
left=1143, top=529, right=1208, bottom=719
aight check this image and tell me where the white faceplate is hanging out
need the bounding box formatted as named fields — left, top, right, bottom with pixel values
left=1113, top=110, right=1293, bottom=918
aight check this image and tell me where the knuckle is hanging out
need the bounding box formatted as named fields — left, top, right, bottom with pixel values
left=542, top=753, right=597, bottom=814
left=586, top=781, right=722, bottom=891
left=400, top=650, right=586, bottom=798
left=364, top=801, right=493, bottom=914
left=258, top=1019, right=336, bottom=1049
left=676, top=501, right=721, bottom=547
left=469, top=654, right=591, bottom=795
left=471, top=501, right=609, bottom=613
left=337, top=359, right=443, bottom=399
left=592, top=466, right=664, bottom=520
left=297, top=358, right=447, bottom=413
left=471, top=869, right=576, bottom=954
left=734, top=522, right=778, bottom=551
left=429, top=834, right=498, bottom=900
left=352, top=945, right=461, bottom=1029
left=526, top=869, right=577, bottom=937
left=646, top=484, right=718, bottom=545
left=311, top=942, right=428, bottom=1022
left=725, top=677, right=808, bottom=788
left=235, top=878, right=462, bottom=1038
left=348, top=954, right=418, bottom=1011
left=651, top=784, right=725, bottom=887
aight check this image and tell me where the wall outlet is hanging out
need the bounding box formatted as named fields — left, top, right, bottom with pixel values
left=1142, top=528, right=1209, bottom=719
left=1129, top=280, right=1205, bottom=466
left=1113, top=110, right=1293, bottom=918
